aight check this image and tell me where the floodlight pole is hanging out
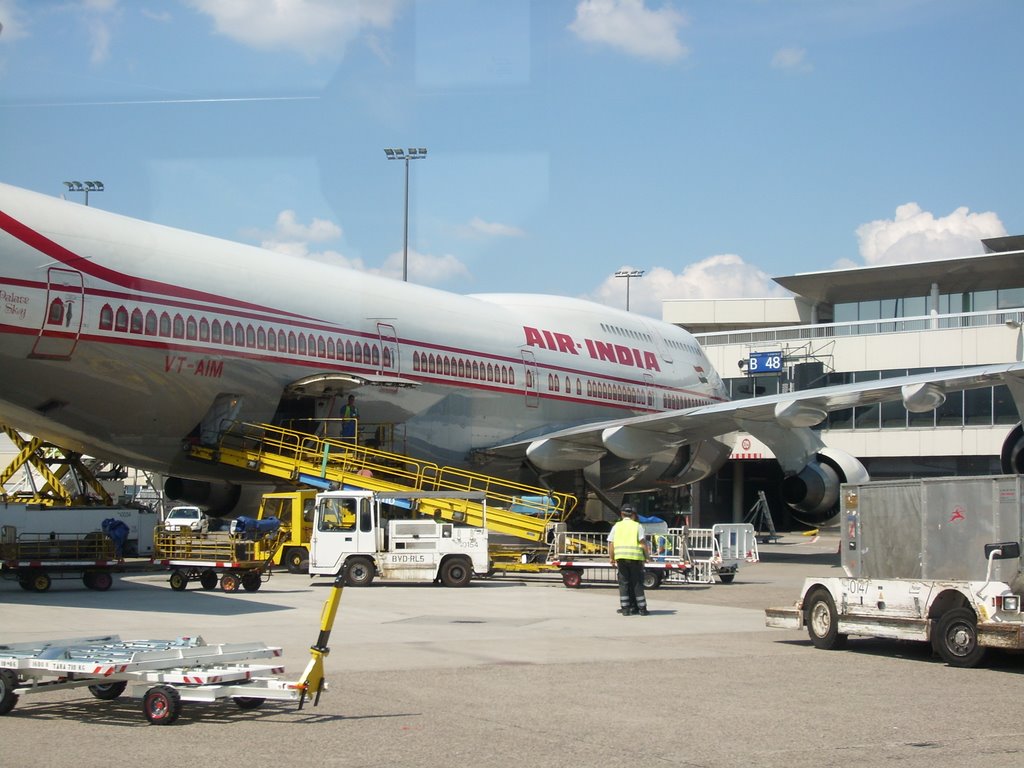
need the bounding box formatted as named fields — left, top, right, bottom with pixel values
left=383, top=148, right=428, bottom=282
left=614, top=269, right=645, bottom=312
left=63, top=180, right=104, bottom=206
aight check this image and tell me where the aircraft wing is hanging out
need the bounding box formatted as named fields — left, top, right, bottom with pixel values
left=488, top=363, right=1024, bottom=473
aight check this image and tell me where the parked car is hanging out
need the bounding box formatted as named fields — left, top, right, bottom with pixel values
left=163, top=505, right=209, bottom=535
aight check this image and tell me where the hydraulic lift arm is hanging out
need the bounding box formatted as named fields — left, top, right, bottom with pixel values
left=295, top=572, right=345, bottom=708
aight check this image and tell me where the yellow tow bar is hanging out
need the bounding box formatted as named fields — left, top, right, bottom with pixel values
left=295, top=572, right=345, bottom=708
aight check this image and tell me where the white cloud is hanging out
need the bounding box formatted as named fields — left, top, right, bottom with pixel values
left=271, top=209, right=342, bottom=242
left=0, top=0, right=30, bottom=42
left=855, top=203, right=1006, bottom=266
left=457, top=217, right=526, bottom=239
left=590, top=255, right=787, bottom=316
left=771, top=47, right=813, bottom=73
left=379, top=249, right=471, bottom=285
left=186, top=0, right=401, bottom=60
left=569, top=0, right=688, bottom=62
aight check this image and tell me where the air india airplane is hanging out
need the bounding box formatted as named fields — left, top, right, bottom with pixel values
left=1, top=182, right=1022, bottom=520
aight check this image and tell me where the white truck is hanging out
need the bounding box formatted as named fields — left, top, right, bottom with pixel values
left=308, top=490, right=490, bottom=587
left=765, top=475, right=1024, bottom=667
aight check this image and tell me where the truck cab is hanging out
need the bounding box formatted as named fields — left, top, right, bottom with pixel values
left=308, top=490, right=489, bottom=587
left=254, top=490, right=316, bottom=573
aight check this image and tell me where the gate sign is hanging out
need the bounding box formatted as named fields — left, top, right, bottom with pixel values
left=747, top=351, right=783, bottom=374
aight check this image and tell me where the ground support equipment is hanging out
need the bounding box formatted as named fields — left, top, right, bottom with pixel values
left=0, top=574, right=346, bottom=724
left=0, top=529, right=120, bottom=592
left=151, top=526, right=288, bottom=593
left=547, top=530, right=692, bottom=589
left=667, top=524, right=760, bottom=585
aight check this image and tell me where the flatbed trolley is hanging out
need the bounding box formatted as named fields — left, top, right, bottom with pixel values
left=151, top=526, right=288, bottom=592
left=0, top=574, right=345, bottom=724
left=1, top=528, right=120, bottom=592
left=548, top=530, right=693, bottom=589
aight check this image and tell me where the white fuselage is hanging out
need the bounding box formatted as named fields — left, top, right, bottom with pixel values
left=0, top=183, right=728, bottom=491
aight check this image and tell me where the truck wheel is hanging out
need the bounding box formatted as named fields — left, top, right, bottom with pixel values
left=643, top=569, right=662, bottom=590
left=88, top=680, right=128, bottom=700
left=241, top=572, right=262, bottom=592
left=285, top=548, right=308, bottom=574
left=933, top=607, right=987, bottom=668
left=30, top=571, right=51, bottom=593
left=440, top=557, right=472, bottom=587
left=169, top=570, right=189, bottom=591
left=220, top=573, right=240, bottom=592
left=199, top=570, right=218, bottom=590
left=0, top=669, right=19, bottom=715
left=345, top=558, right=375, bottom=587
left=561, top=569, right=583, bottom=588
left=805, top=588, right=847, bottom=650
left=143, top=685, right=182, bottom=725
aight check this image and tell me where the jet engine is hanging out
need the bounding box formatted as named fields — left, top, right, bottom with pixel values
left=781, top=448, right=869, bottom=521
left=1002, top=423, right=1024, bottom=475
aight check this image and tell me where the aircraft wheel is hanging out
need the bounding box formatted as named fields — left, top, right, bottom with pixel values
left=220, top=573, right=240, bottom=592
left=345, top=558, right=375, bottom=587
left=143, top=685, right=182, bottom=725
left=169, top=570, right=189, bottom=591
left=805, top=588, right=847, bottom=650
left=88, top=680, right=128, bottom=700
left=933, top=607, right=987, bottom=668
left=199, top=570, right=218, bottom=590
left=0, top=669, right=19, bottom=715
left=439, top=557, right=472, bottom=587
left=561, top=569, right=583, bottom=588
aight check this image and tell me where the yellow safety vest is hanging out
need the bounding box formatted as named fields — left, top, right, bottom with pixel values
left=611, top=518, right=644, bottom=560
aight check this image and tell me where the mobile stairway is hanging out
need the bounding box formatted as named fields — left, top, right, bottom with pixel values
left=187, top=422, right=576, bottom=552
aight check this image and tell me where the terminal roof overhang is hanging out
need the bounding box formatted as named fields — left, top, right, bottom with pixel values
left=773, top=238, right=1024, bottom=305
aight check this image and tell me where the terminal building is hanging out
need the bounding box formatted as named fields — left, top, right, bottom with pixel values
left=664, top=236, right=1024, bottom=531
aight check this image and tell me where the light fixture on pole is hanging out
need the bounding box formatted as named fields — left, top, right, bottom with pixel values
left=383, top=147, right=427, bottom=282
left=63, top=180, right=104, bottom=206
left=614, top=269, right=645, bottom=311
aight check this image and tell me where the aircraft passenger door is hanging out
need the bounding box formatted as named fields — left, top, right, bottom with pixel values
left=31, top=267, right=84, bottom=360
left=643, top=373, right=656, bottom=408
left=521, top=350, right=539, bottom=407
left=377, top=323, right=400, bottom=377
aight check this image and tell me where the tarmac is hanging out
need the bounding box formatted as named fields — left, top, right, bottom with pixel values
left=3, top=531, right=1024, bottom=768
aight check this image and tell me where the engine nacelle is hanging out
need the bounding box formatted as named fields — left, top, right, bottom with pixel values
left=1001, top=423, right=1024, bottom=475
left=596, top=439, right=732, bottom=491
left=781, top=448, right=869, bottom=521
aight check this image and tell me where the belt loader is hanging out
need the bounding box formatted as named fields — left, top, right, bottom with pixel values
left=765, top=475, right=1024, bottom=667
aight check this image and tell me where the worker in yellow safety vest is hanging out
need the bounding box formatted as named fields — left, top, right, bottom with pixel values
left=608, top=505, right=651, bottom=616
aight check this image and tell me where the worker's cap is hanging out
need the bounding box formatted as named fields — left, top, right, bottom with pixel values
left=620, top=505, right=636, bottom=516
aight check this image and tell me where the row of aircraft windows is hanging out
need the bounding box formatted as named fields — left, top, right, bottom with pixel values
left=411, top=351, right=516, bottom=385
left=75, top=301, right=395, bottom=367
left=666, top=337, right=702, bottom=357
left=600, top=323, right=652, bottom=344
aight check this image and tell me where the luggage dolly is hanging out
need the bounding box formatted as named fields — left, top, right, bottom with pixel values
left=0, top=573, right=344, bottom=724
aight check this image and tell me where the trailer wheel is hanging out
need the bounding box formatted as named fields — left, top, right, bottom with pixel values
left=241, top=572, right=262, bottom=592
left=199, top=570, right=218, bottom=590
left=169, top=570, right=189, bottom=591
left=88, top=680, right=128, bottom=700
left=718, top=572, right=736, bottom=585
left=440, top=557, right=472, bottom=587
left=933, top=607, right=987, bottom=668
left=220, top=573, right=240, bottom=592
left=29, top=571, right=51, bottom=593
left=17, top=577, right=32, bottom=591
left=233, top=696, right=266, bottom=710
left=285, top=548, right=309, bottom=574
left=805, top=588, right=847, bottom=650
left=561, top=568, right=583, bottom=588
left=85, top=571, right=113, bottom=591
left=642, top=569, right=662, bottom=590
left=143, top=684, right=182, bottom=725
left=345, top=558, right=375, bottom=587
left=0, top=669, right=19, bottom=715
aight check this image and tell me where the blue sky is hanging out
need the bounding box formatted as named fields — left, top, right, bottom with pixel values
left=1, top=0, right=1022, bottom=317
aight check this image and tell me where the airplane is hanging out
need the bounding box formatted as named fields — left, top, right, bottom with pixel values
left=1, top=181, right=1023, bottom=523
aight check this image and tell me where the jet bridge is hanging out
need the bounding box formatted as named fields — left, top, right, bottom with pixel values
left=187, top=422, right=576, bottom=544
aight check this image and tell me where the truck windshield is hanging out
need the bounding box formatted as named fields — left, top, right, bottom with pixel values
left=318, top=498, right=358, bottom=532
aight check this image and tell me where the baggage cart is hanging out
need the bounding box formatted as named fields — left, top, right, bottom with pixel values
left=1, top=526, right=120, bottom=592
left=150, top=525, right=287, bottom=592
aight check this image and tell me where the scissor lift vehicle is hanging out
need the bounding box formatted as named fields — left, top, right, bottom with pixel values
left=151, top=525, right=288, bottom=592
left=0, top=575, right=345, bottom=724
left=1, top=526, right=120, bottom=592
